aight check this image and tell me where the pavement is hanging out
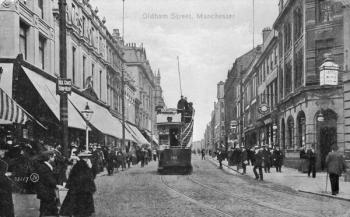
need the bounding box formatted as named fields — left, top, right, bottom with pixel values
left=209, top=157, right=350, bottom=201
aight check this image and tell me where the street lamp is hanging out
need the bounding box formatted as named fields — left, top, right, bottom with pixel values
left=81, top=103, right=93, bottom=153
left=317, top=112, right=325, bottom=122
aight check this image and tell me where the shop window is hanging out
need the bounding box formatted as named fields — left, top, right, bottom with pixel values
left=38, top=34, right=46, bottom=70
left=19, top=22, right=28, bottom=60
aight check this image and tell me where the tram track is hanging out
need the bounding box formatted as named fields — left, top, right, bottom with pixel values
left=160, top=174, right=309, bottom=217
left=186, top=176, right=308, bottom=217
left=160, top=175, right=234, bottom=217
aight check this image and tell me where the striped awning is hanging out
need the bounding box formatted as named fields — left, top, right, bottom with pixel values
left=0, top=87, right=45, bottom=129
left=0, top=88, right=29, bottom=124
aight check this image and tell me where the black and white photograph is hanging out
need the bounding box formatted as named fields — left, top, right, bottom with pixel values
left=0, top=0, right=350, bottom=216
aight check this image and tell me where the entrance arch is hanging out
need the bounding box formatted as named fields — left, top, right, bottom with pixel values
left=315, top=109, right=337, bottom=170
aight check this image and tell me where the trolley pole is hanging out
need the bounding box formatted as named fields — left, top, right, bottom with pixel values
left=59, top=0, right=69, bottom=157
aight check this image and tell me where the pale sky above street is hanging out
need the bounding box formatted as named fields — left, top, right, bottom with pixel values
left=90, top=0, right=279, bottom=141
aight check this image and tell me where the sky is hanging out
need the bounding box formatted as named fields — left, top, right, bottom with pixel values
left=90, top=0, right=279, bottom=141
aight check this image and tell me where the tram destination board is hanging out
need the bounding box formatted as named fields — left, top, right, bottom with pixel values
left=57, top=78, right=72, bottom=95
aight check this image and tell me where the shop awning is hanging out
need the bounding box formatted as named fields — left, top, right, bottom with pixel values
left=143, top=130, right=159, bottom=145
left=125, top=123, right=150, bottom=145
left=69, top=92, right=136, bottom=142
left=0, top=87, right=46, bottom=128
left=22, top=66, right=86, bottom=130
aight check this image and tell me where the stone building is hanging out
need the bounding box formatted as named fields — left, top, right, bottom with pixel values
left=123, top=43, right=157, bottom=139
left=274, top=0, right=345, bottom=169
left=224, top=47, right=261, bottom=148
left=0, top=0, right=150, bottom=150
left=254, top=28, right=279, bottom=148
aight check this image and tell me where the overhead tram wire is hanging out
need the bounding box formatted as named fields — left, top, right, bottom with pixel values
left=177, top=56, right=183, bottom=97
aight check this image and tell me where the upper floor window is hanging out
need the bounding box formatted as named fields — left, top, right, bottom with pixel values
left=19, top=22, right=28, bottom=60
left=294, top=49, right=304, bottom=89
left=38, top=34, right=46, bottom=69
left=294, top=7, right=303, bottom=40
left=72, top=46, right=76, bottom=84
left=83, top=56, right=86, bottom=88
left=99, top=70, right=102, bottom=99
left=318, top=0, right=333, bottom=23
left=38, top=0, right=44, bottom=19
left=284, top=22, right=292, bottom=50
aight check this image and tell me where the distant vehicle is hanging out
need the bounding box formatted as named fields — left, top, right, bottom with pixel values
left=156, top=104, right=194, bottom=174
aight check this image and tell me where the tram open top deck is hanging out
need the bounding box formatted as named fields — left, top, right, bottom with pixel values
left=156, top=108, right=194, bottom=174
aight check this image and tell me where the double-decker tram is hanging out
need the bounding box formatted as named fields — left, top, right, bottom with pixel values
left=156, top=102, right=194, bottom=174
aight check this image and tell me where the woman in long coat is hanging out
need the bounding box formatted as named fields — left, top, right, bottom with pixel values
left=59, top=155, right=96, bottom=217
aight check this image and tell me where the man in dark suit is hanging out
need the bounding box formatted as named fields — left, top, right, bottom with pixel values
left=326, top=145, right=347, bottom=195
left=262, top=145, right=271, bottom=173
left=307, top=147, right=316, bottom=178
left=253, top=146, right=264, bottom=181
left=240, top=146, right=248, bottom=174
left=35, top=151, right=59, bottom=217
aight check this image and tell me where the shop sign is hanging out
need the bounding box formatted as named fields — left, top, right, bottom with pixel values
left=319, top=60, right=339, bottom=86
left=57, top=78, right=72, bottom=95
left=230, top=120, right=238, bottom=129
left=258, top=104, right=270, bottom=115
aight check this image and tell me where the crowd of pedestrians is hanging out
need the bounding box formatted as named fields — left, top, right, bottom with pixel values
left=214, top=143, right=284, bottom=181
left=210, top=141, right=347, bottom=196
left=0, top=140, right=157, bottom=217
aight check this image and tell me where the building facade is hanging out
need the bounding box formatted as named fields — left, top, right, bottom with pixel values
left=212, top=0, right=350, bottom=170
left=123, top=43, right=157, bottom=136
left=0, top=0, right=156, bottom=150
left=274, top=0, right=344, bottom=169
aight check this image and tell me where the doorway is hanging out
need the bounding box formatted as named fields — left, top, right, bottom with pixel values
left=316, top=109, right=337, bottom=170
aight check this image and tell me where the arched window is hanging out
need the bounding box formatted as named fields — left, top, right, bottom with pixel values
left=287, top=116, right=294, bottom=149
left=281, top=118, right=285, bottom=150
left=297, top=111, right=306, bottom=148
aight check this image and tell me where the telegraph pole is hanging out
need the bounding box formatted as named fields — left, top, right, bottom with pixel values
left=121, top=64, right=126, bottom=149
left=59, top=0, right=69, bottom=157
left=121, top=0, right=126, bottom=149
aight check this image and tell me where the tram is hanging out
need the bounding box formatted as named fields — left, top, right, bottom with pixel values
left=156, top=105, right=194, bottom=174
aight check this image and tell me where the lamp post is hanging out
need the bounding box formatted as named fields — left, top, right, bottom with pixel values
left=81, top=103, right=93, bottom=153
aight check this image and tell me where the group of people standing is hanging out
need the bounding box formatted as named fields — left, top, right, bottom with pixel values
left=0, top=141, right=157, bottom=217
left=300, top=144, right=347, bottom=196
left=215, top=144, right=284, bottom=181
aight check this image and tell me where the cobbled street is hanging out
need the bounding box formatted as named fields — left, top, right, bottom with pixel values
left=94, top=156, right=350, bottom=217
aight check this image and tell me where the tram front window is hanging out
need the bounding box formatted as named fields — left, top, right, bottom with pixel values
left=169, top=128, right=180, bottom=146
